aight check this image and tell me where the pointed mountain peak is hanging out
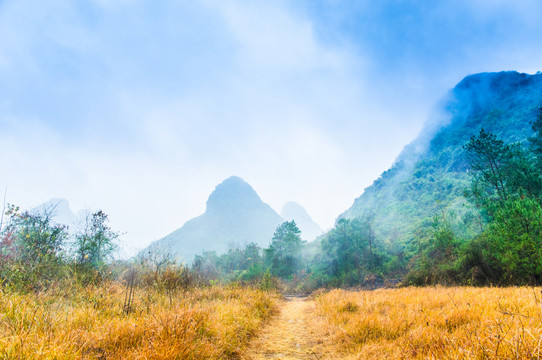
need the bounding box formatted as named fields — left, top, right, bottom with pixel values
left=146, top=176, right=284, bottom=262
left=206, top=176, right=263, bottom=214
left=281, top=201, right=309, bottom=217
left=32, top=198, right=78, bottom=228
left=281, top=201, right=323, bottom=241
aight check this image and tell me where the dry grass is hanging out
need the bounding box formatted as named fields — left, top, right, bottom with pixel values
left=0, top=284, right=280, bottom=359
left=243, top=297, right=338, bottom=360
left=315, top=287, right=542, bottom=359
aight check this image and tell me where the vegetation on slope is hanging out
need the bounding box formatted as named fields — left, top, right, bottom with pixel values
left=340, top=71, right=542, bottom=248
left=187, top=104, right=542, bottom=288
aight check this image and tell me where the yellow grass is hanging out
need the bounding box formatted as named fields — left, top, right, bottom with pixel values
left=315, top=287, right=542, bottom=359
left=0, top=284, right=280, bottom=359
left=243, top=297, right=338, bottom=360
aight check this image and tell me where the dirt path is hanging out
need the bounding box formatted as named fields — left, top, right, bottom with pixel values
left=243, top=296, right=337, bottom=360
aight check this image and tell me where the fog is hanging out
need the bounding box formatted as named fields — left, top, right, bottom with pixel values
left=1, top=0, right=541, bottom=255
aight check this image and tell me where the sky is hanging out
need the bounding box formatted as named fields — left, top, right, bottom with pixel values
left=1, top=0, right=542, bottom=256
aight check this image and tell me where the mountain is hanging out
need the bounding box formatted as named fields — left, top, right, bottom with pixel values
left=32, top=198, right=79, bottom=230
left=145, top=176, right=284, bottom=263
left=280, top=201, right=323, bottom=241
left=340, top=71, right=542, bottom=246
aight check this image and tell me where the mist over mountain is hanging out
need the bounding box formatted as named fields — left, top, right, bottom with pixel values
left=32, top=198, right=79, bottom=230
left=145, top=176, right=284, bottom=263
left=280, top=201, right=323, bottom=241
left=340, top=71, right=542, bottom=246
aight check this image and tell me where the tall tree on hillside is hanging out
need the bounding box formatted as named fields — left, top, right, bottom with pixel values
left=482, top=197, right=542, bottom=284
left=530, top=107, right=542, bottom=168
left=464, top=129, right=511, bottom=204
left=265, top=221, right=304, bottom=279
left=465, top=129, right=542, bottom=208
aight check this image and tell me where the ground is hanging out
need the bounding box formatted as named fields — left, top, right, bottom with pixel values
left=243, top=296, right=337, bottom=360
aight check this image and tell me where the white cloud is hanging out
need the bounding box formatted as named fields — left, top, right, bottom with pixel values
left=3, top=0, right=541, bottom=256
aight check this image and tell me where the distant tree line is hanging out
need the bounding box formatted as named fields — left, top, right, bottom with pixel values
left=193, top=107, right=542, bottom=289
left=4, top=107, right=542, bottom=292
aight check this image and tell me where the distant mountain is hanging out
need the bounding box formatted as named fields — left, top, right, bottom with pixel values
left=280, top=201, right=323, bottom=241
left=32, top=198, right=79, bottom=230
left=145, top=176, right=284, bottom=263
left=340, top=71, right=542, bottom=245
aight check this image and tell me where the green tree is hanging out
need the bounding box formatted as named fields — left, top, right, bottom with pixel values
left=464, top=129, right=542, bottom=208
left=265, top=221, right=305, bottom=279
left=1, top=204, right=68, bottom=290
left=75, top=210, right=119, bottom=271
left=406, top=213, right=460, bottom=285
left=464, top=129, right=512, bottom=204
left=316, top=217, right=382, bottom=286
left=530, top=107, right=542, bottom=168
left=481, top=197, right=542, bottom=284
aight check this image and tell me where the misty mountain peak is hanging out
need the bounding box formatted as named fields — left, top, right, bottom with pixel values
left=145, top=176, right=284, bottom=263
left=32, top=198, right=78, bottom=228
left=281, top=201, right=323, bottom=241
left=206, top=176, right=263, bottom=214
left=281, top=201, right=310, bottom=220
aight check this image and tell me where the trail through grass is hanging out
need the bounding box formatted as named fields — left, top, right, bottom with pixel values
left=243, top=296, right=337, bottom=360
left=245, top=287, right=542, bottom=359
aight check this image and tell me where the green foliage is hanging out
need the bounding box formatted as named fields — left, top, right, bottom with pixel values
left=405, top=213, right=461, bottom=285
left=192, top=242, right=267, bottom=284
left=0, top=204, right=123, bottom=292
left=341, top=72, right=542, bottom=250
left=464, top=129, right=512, bottom=203
left=479, top=197, right=542, bottom=284
left=406, top=129, right=542, bottom=286
left=265, top=221, right=305, bottom=279
left=260, top=269, right=275, bottom=291
left=312, top=217, right=386, bottom=287
left=0, top=204, right=68, bottom=291
left=529, top=106, right=542, bottom=167
left=464, top=129, right=542, bottom=208
left=73, top=210, right=119, bottom=284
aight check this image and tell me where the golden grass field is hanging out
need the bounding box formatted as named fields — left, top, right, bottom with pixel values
left=0, top=284, right=280, bottom=359
left=314, top=287, right=542, bottom=359
left=2, top=285, right=542, bottom=359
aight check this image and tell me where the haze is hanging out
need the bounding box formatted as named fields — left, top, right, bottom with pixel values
left=1, top=0, right=542, bottom=255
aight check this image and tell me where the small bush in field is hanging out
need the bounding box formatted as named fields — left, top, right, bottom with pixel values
left=73, top=210, right=119, bottom=285
left=0, top=204, right=68, bottom=291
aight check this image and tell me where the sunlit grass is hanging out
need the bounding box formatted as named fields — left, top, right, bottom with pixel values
left=315, top=287, right=542, bottom=359
left=0, top=284, right=280, bottom=359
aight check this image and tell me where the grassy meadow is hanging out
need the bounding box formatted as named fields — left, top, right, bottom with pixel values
left=315, top=287, right=542, bottom=359
left=0, top=283, right=280, bottom=359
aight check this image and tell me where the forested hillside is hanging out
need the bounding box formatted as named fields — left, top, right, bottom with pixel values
left=179, top=71, right=542, bottom=288
left=340, top=71, right=542, bottom=247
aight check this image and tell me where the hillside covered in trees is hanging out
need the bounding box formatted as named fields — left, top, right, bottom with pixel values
left=340, top=71, right=542, bottom=248
left=190, top=71, right=542, bottom=289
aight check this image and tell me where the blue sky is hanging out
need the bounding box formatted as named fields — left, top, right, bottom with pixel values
left=1, top=0, right=541, bottom=254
